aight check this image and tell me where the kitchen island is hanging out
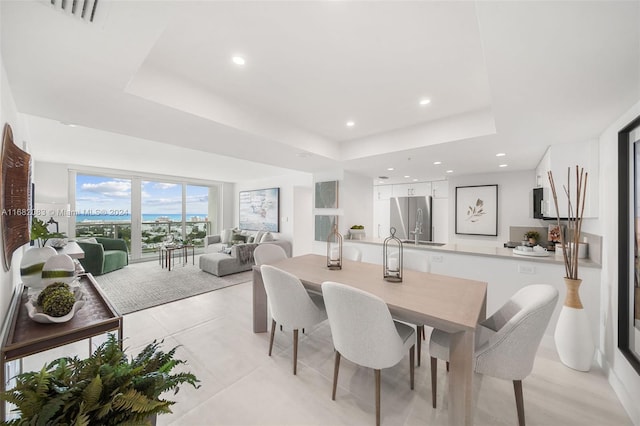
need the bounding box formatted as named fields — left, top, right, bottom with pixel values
left=340, top=239, right=602, bottom=348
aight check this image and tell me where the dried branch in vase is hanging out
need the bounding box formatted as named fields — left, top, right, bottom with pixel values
left=548, top=166, right=588, bottom=280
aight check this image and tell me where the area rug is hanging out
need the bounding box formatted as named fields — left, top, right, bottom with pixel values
left=92, top=256, right=252, bottom=315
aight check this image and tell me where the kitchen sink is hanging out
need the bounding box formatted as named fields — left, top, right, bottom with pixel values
left=401, top=240, right=446, bottom=246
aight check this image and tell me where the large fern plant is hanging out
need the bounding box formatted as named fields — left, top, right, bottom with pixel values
left=1, top=334, right=200, bottom=425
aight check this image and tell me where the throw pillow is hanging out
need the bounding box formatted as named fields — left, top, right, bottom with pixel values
left=78, top=237, right=98, bottom=244
left=260, top=232, right=274, bottom=243
left=231, top=230, right=246, bottom=242
left=254, top=230, right=265, bottom=244
left=220, top=229, right=232, bottom=244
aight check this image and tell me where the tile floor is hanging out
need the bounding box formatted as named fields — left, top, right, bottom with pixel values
left=20, top=279, right=632, bottom=426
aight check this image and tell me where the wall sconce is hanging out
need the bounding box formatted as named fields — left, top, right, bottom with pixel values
left=383, top=227, right=403, bottom=282
left=326, top=223, right=342, bottom=270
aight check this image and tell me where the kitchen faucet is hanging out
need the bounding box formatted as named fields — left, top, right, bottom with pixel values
left=410, top=208, right=423, bottom=245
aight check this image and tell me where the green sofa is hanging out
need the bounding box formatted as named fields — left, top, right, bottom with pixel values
left=76, top=237, right=129, bottom=276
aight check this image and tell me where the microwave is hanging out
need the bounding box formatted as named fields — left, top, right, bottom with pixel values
left=533, top=187, right=566, bottom=220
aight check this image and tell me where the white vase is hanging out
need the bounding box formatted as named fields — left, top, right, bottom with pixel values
left=554, top=278, right=595, bottom=371
left=20, top=246, right=57, bottom=289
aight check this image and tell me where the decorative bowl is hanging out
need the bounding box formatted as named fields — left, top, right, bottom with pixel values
left=48, top=238, right=67, bottom=248
left=25, top=285, right=85, bottom=324
left=41, top=254, right=76, bottom=287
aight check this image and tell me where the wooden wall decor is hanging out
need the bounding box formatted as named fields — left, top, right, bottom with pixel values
left=1, top=123, right=32, bottom=271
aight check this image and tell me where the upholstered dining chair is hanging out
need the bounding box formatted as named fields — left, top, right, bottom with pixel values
left=322, top=281, right=415, bottom=426
left=342, top=246, right=363, bottom=262
left=260, top=265, right=327, bottom=375
left=429, top=284, right=559, bottom=426
left=254, top=243, right=287, bottom=266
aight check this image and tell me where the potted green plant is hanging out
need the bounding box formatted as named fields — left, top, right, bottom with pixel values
left=30, top=217, right=66, bottom=247
left=524, top=230, right=540, bottom=245
left=1, top=334, right=200, bottom=425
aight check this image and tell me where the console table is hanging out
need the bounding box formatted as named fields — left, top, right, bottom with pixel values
left=0, top=273, right=122, bottom=420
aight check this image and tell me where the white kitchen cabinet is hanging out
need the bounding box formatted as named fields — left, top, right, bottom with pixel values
left=432, top=180, right=449, bottom=199
left=373, top=198, right=391, bottom=239
left=373, top=185, right=393, bottom=200
left=392, top=182, right=432, bottom=197
left=432, top=197, right=449, bottom=243
left=535, top=139, right=599, bottom=218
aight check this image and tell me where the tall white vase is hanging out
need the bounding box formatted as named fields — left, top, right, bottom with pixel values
left=554, top=278, right=595, bottom=371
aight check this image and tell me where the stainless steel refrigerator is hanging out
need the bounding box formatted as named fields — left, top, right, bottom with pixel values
left=389, top=196, right=433, bottom=241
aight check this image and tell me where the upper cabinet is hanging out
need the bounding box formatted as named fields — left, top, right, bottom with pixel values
left=374, top=181, right=446, bottom=200
left=432, top=180, right=449, bottom=199
left=374, top=185, right=393, bottom=200
left=535, top=140, right=599, bottom=218
left=392, top=182, right=432, bottom=197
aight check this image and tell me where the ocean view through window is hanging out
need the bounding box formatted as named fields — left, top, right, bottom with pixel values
left=75, top=174, right=212, bottom=261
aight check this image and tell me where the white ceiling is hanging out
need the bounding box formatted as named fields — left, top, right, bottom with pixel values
left=1, top=0, right=638, bottom=184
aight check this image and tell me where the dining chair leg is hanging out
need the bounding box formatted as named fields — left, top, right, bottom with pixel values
left=409, top=345, right=415, bottom=390
left=293, top=329, right=299, bottom=375
left=430, top=356, right=437, bottom=408
left=513, top=380, right=525, bottom=426
left=421, top=324, right=426, bottom=340
left=268, top=319, right=276, bottom=356
left=375, top=369, right=381, bottom=426
left=416, top=326, right=423, bottom=367
left=332, top=351, right=341, bottom=400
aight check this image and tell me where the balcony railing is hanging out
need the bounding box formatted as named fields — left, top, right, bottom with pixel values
left=75, top=220, right=210, bottom=258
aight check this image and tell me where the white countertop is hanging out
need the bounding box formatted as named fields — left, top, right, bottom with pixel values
left=346, top=238, right=601, bottom=269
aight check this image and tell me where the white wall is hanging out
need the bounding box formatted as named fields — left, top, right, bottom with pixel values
left=447, top=170, right=541, bottom=246
left=235, top=172, right=313, bottom=256
left=33, top=161, right=71, bottom=235
left=311, top=169, right=373, bottom=255
left=597, top=98, right=640, bottom=425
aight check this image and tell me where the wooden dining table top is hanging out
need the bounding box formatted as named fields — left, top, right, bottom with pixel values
left=268, top=254, right=487, bottom=334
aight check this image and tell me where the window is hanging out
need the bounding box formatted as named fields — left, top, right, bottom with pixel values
left=75, top=173, right=215, bottom=261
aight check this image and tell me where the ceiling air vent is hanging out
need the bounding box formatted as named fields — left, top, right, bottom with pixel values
left=44, top=0, right=100, bottom=23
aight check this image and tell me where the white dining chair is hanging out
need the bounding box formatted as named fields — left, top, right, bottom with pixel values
left=254, top=243, right=287, bottom=266
left=322, top=281, right=415, bottom=426
left=342, top=246, right=362, bottom=262
left=260, top=265, right=327, bottom=375
left=429, top=284, right=559, bottom=426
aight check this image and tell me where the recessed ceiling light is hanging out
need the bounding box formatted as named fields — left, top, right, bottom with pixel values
left=387, top=167, right=394, bottom=171
left=412, top=178, right=418, bottom=182
left=433, top=161, right=442, bottom=165
left=419, top=99, right=431, bottom=106
left=404, top=175, right=410, bottom=178
left=496, top=153, right=506, bottom=157
left=446, top=170, right=454, bottom=174
left=232, top=56, right=246, bottom=66
left=346, top=121, right=355, bottom=127
left=499, top=164, right=508, bottom=168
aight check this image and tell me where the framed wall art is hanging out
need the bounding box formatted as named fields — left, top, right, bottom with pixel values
left=239, top=187, right=280, bottom=232
left=315, top=180, right=339, bottom=209
left=1, top=123, right=32, bottom=271
left=315, top=215, right=338, bottom=242
left=455, top=184, right=498, bottom=236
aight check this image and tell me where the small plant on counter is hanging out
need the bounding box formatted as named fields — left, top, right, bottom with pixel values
left=524, top=230, right=540, bottom=243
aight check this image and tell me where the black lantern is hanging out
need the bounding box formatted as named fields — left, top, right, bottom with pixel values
left=326, top=223, right=343, bottom=270
left=383, top=227, right=403, bottom=282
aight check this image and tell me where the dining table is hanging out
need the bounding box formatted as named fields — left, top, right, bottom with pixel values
left=252, top=253, right=487, bottom=426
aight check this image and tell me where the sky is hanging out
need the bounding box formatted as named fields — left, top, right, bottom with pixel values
left=75, top=174, right=209, bottom=215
